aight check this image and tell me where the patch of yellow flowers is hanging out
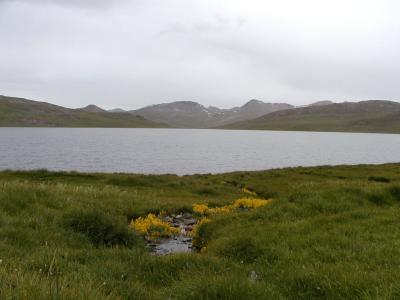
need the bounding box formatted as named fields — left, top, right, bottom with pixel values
left=192, top=198, right=271, bottom=216
left=193, top=203, right=234, bottom=215
left=242, top=187, right=258, bottom=196
left=130, top=213, right=179, bottom=238
left=233, top=198, right=272, bottom=209
left=192, top=204, right=209, bottom=215
left=131, top=198, right=272, bottom=243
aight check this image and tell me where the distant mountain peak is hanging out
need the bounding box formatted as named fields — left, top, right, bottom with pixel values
left=80, top=104, right=105, bottom=113
left=308, top=100, right=334, bottom=106
left=242, top=99, right=264, bottom=107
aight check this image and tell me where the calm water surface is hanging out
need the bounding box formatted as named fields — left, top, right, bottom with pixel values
left=1, top=128, right=399, bottom=175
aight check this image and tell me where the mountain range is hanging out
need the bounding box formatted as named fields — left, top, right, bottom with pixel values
left=128, top=100, right=293, bottom=128
left=1, top=94, right=400, bottom=133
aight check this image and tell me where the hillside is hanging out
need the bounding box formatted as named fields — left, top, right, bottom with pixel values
left=220, top=100, right=400, bottom=133
left=0, top=95, right=166, bottom=128
left=130, top=100, right=293, bottom=128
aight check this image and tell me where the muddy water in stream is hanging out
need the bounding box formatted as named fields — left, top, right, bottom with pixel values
left=148, top=237, right=193, bottom=255
left=147, top=213, right=198, bottom=255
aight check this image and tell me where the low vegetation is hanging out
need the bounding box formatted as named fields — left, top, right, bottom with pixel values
left=1, top=164, right=400, bottom=299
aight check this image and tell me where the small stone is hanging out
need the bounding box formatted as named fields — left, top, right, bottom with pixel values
left=183, top=218, right=197, bottom=225
left=249, top=270, right=258, bottom=283
left=175, top=214, right=183, bottom=219
left=164, top=216, right=173, bottom=222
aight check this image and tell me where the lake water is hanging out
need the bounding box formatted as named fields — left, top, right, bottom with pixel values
left=0, top=128, right=399, bottom=175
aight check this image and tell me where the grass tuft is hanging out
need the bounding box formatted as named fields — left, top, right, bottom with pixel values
left=63, top=210, right=140, bottom=247
left=389, top=186, right=400, bottom=201
left=215, top=236, right=262, bottom=263
left=368, top=176, right=391, bottom=183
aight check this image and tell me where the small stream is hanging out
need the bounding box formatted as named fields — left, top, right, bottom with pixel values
left=148, top=236, right=193, bottom=255
left=147, top=213, right=198, bottom=255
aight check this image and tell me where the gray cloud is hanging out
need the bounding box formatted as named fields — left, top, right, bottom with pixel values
left=0, top=0, right=123, bottom=9
left=0, top=0, right=399, bottom=109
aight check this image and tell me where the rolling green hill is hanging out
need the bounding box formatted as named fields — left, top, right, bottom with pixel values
left=220, top=100, right=400, bottom=133
left=0, top=95, right=167, bottom=128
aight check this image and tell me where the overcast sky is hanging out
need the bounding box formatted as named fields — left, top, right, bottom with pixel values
left=0, top=0, right=399, bottom=109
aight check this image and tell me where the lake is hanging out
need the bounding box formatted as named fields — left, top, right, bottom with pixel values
left=1, top=128, right=400, bottom=175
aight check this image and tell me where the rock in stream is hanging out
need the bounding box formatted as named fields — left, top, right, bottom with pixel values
left=148, top=212, right=197, bottom=255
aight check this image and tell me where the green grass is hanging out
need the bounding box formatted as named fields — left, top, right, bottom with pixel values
left=1, top=164, right=400, bottom=299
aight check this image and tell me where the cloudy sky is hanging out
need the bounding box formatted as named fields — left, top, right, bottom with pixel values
left=0, top=0, right=399, bottom=109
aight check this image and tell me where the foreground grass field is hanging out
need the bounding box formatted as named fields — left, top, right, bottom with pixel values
left=1, top=164, right=400, bottom=299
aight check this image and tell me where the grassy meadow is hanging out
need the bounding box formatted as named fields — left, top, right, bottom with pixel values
left=1, top=164, right=400, bottom=299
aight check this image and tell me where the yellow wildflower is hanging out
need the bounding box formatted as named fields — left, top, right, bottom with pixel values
left=193, top=203, right=235, bottom=216
left=242, top=187, right=257, bottom=196
left=233, top=198, right=272, bottom=209
left=192, top=203, right=209, bottom=215
left=207, top=204, right=234, bottom=215
left=130, top=213, right=179, bottom=238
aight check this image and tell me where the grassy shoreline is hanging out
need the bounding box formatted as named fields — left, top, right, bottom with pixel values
left=1, top=164, right=400, bottom=299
